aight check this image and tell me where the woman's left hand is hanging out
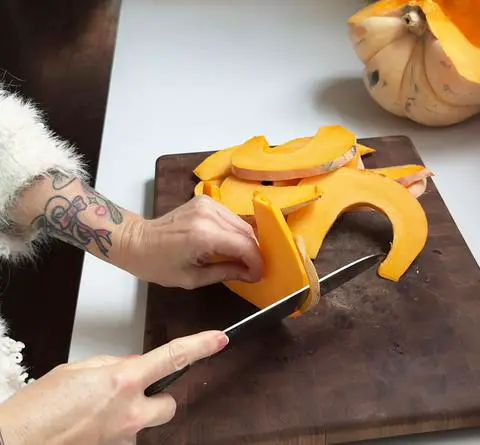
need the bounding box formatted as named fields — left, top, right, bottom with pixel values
left=119, top=195, right=263, bottom=289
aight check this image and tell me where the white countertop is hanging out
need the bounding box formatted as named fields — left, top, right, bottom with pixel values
left=69, top=1, right=480, bottom=443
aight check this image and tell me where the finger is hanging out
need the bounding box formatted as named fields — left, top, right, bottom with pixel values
left=208, top=200, right=257, bottom=240
left=209, top=229, right=263, bottom=282
left=133, top=330, right=229, bottom=386
left=192, top=261, right=254, bottom=287
left=142, top=392, right=178, bottom=428
left=193, top=195, right=257, bottom=241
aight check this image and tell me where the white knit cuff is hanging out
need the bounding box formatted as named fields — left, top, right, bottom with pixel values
left=0, top=87, right=89, bottom=260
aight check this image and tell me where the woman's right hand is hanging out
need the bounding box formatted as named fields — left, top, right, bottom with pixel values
left=0, top=330, right=228, bottom=445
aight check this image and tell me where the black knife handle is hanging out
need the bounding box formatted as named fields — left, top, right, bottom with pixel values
left=144, top=364, right=191, bottom=397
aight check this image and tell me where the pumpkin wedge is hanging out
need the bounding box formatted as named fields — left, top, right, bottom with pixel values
left=203, top=180, right=221, bottom=201
left=357, top=143, right=376, bottom=156
left=370, top=164, right=433, bottom=186
left=224, top=193, right=311, bottom=317
left=194, top=179, right=223, bottom=196
left=293, top=234, right=321, bottom=313
left=231, top=125, right=357, bottom=181
left=219, top=176, right=322, bottom=217
left=273, top=136, right=313, bottom=154
left=287, top=168, right=428, bottom=281
left=193, top=136, right=268, bottom=181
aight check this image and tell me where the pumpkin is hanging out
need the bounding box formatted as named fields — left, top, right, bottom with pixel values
left=347, top=164, right=433, bottom=212
left=219, top=176, right=322, bottom=218
left=224, top=192, right=320, bottom=316
left=348, top=0, right=480, bottom=126
left=193, top=136, right=268, bottom=181
left=231, top=125, right=357, bottom=181
left=370, top=164, right=433, bottom=186
left=203, top=180, right=221, bottom=201
left=287, top=167, right=428, bottom=281
left=193, top=179, right=223, bottom=197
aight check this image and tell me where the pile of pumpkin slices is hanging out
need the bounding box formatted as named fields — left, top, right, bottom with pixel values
left=192, top=125, right=432, bottom=315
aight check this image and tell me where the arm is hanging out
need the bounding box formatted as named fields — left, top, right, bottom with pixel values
left=9, top=172, right=141, bottom=267
left=0, top=84, right=262, bottom=288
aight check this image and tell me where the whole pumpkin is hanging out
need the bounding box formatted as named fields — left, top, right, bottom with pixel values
left=348, top=0, right=480, bottom=126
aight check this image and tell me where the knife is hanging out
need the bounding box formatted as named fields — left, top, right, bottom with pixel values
left=144, top=253, right=383, bottom=397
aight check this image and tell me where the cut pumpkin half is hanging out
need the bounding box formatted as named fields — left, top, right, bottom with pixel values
left=231, top=125, right=357, bottom=181
left=287, top=168, right=428, bottom=281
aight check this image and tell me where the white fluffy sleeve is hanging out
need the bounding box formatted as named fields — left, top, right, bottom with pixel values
left=0, top=87, right=88, bottom=260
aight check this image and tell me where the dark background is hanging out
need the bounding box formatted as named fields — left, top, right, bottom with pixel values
left=0, top=0, right=121, bottom=378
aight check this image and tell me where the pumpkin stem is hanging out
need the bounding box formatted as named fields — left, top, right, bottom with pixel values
left=402, top=6, right=427, bottom=37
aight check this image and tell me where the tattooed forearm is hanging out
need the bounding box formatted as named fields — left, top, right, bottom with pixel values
left=30, top=176, right=124, bottom=258
left=31, top=195, right=114, bottom=256
left=81, top=182, right=124, bottom=225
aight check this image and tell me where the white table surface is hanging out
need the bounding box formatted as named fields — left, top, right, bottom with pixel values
left=69, top=1, right=480, bottom=443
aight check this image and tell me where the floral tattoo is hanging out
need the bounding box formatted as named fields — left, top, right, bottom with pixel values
left=31, top=172, right=124, bottom=257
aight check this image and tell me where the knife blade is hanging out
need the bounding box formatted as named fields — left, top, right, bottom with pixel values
left=144, top=253, right=383, bottom=396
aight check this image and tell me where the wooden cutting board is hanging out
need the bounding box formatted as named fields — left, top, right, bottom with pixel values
left=138, top=136, right=480, bottom=445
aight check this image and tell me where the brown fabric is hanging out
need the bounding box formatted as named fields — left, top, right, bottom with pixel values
left=140, top=136, right=480, bottom=444
left=0, top=0, right=121, bottom=378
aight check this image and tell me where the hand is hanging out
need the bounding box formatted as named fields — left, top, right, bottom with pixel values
left=120, top=195, right=263, bottom=289
left=0, top=330, right=229, bottom=445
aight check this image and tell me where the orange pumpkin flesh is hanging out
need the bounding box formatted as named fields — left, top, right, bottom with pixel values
left=193, top=136, right=268, bottom=181
left=370, top=164, right=433, bottom=186
left=224, top=193, right=311, bottom=317
left=357, top=143, right=376, bottom=156
left=194, top=179, right=223, bottom=197
left=288, top=168, right=428, bottom=281
left=203, top=180, right=221, bottom=201
left=219, top=176, right=322, bottom=217
left=231, top=125, right=357, bottom=181
left=192, top=128, right=431, bottom=287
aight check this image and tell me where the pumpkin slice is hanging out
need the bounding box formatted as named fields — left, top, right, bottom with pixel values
left=203, top=180, right=221, bottom=201
left=194, top=179, right=223, bottom=196
left=193, top=136, right=269, bottom=181
left=293, top=234, right=321, bottom=313
left=345, top=150, right=367, bottom=170
left=357, top=143, right=376, bottom=156
left=287, top=168, right=428, bottom=281
left=370, top=164, right=433, bottom=186
left=231, top=125, right=357, bottom=181
left=224, top=193, right=310, bottom=317
left=272, top=136, right=313, bottom=154
left=219, top=176, right=322, bottom=217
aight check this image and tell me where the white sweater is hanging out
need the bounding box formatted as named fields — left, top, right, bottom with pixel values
left=0, top=85, right=87, bottom=401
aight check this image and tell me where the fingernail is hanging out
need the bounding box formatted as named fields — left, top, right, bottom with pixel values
left=122, top=354, right=141, bottom=359
left=217, top=332, right=229, bottom=349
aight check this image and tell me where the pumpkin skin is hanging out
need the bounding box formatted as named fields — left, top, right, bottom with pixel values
left=348, top=0, right=480, bottom=126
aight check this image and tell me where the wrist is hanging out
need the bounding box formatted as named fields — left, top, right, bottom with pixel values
left=113, top=215, right=150, bottom=278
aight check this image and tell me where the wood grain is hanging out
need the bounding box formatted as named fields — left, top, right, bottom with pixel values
left=0, top=0, right=121, bottom=378
left=139, top=135, right=480, bottom=445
